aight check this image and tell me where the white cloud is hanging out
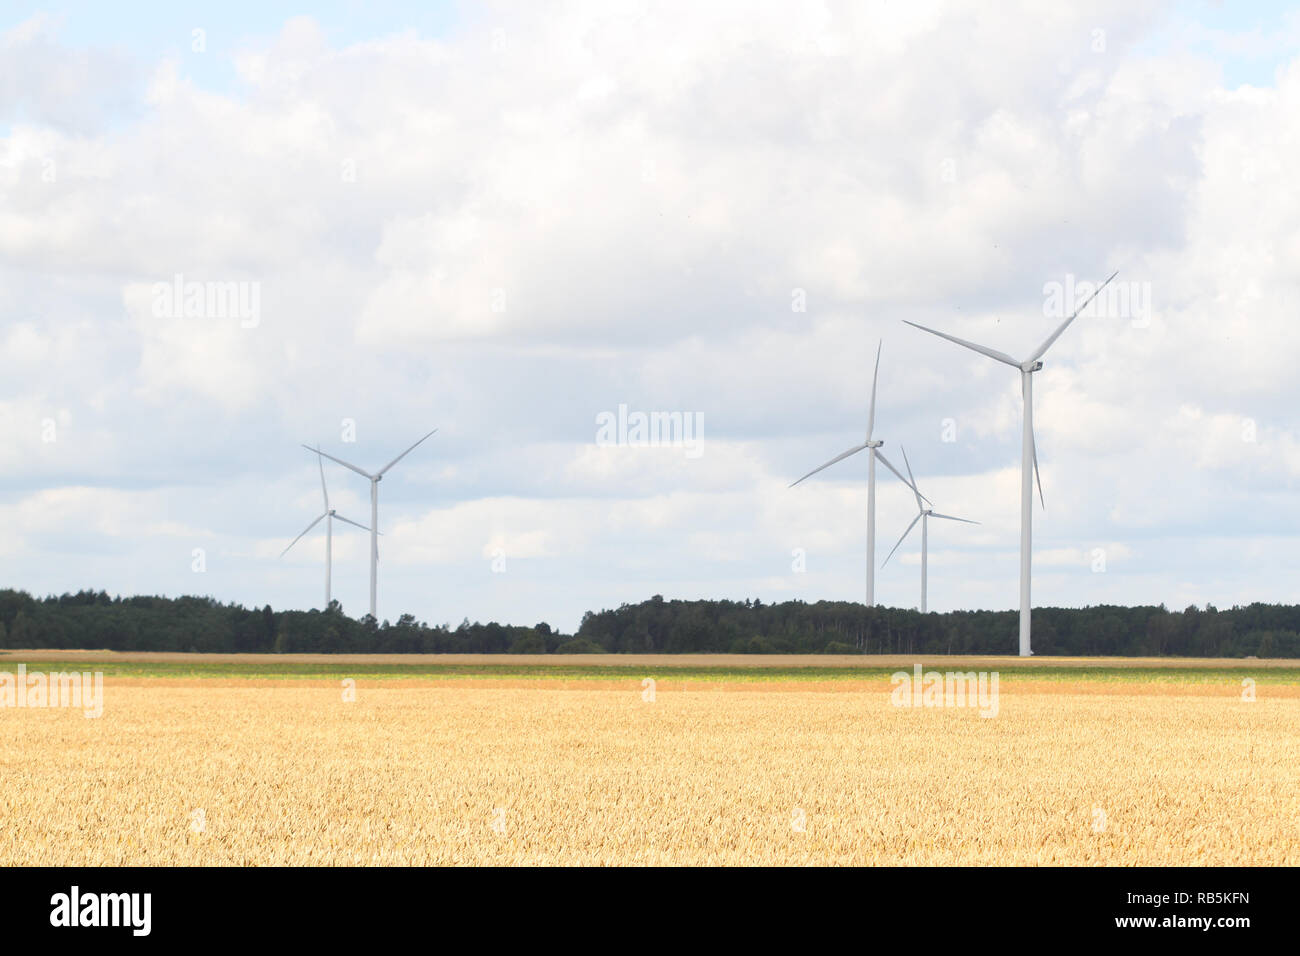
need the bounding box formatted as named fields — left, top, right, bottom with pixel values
left=2, top=2, right=1299, bottom=628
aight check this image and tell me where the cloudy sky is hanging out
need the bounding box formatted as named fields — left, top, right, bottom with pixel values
left=3, top=0, right=1299, bottom=631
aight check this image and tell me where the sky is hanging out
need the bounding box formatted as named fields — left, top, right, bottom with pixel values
left=2, top=0, right=1299, bottom=632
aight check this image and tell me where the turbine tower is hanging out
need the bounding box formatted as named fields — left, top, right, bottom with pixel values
left=281, top=448, right=373, bottom=607
left=308, top=428, right=437, bottom=620
left=903, top=271, right=1116, bottom=654
left=790, top=340, right=925, bottom=606
left=881, top=447, right=978, bottom=613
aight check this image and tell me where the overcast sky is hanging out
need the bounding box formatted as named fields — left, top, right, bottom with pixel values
left=3, top=1, right=1299, bottom=631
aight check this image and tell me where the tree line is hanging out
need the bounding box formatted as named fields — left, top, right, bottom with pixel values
left=0, top=588, right=1297, bottom=656
left=0, top=590, right=567, bottom=655
left=575, top=595, right=1300, bottom=656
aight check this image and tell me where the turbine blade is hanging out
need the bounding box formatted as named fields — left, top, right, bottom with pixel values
left=377, top=429, right=436, bottom=476
left=882, top=512, right=922, bottom=568
left=899, top=446, right=924, bottom=511
left=929, top=512, right=980, bottom=525
left=1032, top=425, right=1045, bottom=509
left=305, top=444, right=373, bottom=480
left=1027, top=269, right=1119, bottom=363
left=1020, top=375, right=1046, bottom=510
left=280, top=512, right=326, bottom=557
left=788, top=443, right=868, bottom=487
left=902, top=320, right=1020, bottom=368
left=866, top=339, right=882, bottom=441
left=875, top=450, right=932, bottom=506
left=332, top=513, right=376, bottom=533
left=316, top=446, right=329, bottom=510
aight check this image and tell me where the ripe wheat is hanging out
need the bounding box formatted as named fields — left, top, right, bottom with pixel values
left=1, top=680, right=1295, bottom=865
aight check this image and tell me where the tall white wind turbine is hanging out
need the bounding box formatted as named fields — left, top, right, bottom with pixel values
left=881, top=447, right=978, bottom=613
left=790, top=340, right=927, bottom=606
left=903, top=271, right=1117, bottom=655
left=307, top=428, right=437, bottom=620
left=281, top=448, right=373, bottom=607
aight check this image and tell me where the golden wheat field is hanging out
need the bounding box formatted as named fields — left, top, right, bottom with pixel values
left=1, top=660, right=1298, bottom=865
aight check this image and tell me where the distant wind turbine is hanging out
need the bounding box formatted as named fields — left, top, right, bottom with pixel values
left=281, top=448, right=374, bottom=608
left=881, top=447, right=979, bottom=613
left=790, top=340, right=926, bottom=606
left=903, top=271, right=1117, bottom=654
left=307, top=429, right=437, bottom=620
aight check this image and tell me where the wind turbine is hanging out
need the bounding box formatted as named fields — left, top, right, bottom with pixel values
left=281, top=448, right=374, bottom=608
left=790, top=340, right=927, bottom=606
left=307, top=428, right=437, bottom=620
left=881, top=447, right=978, bottom=613
left=903, top=271, right=1117, bottom=655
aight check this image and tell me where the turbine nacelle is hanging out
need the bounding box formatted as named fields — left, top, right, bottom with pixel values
left=1020, top=360, right=1044, bottom=373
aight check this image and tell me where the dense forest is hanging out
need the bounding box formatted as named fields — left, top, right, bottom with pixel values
left=0, top=588, right=1298, bottom=656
